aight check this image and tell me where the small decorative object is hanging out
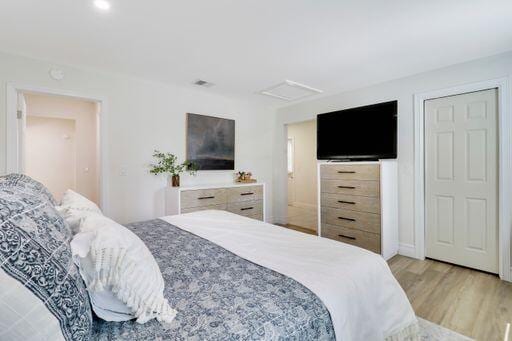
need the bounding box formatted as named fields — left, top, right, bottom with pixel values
left=236, top=171, right=256, bottom=183
left=149, top=150, right=198, bottom=187
left=186, top=113, right=235, bottom=170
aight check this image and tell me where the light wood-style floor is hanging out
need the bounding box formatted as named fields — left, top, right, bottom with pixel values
left=389, top=255, right=512, bottom=340
left=280, top=224, right=512, bottom=340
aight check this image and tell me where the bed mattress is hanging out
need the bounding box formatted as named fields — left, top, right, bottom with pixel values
left=92, top=217, right=335, bottom=340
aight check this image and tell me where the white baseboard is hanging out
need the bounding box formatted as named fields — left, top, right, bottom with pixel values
left=398, top=243, right=417, bottom=258
left=271, top=216, right=288, bottom=225
left=505, top=268, right=512, bottom=282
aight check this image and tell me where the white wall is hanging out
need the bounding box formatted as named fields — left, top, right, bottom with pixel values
left=25, top=116, right=76, bottom=202
left=0, top=51, right=275, bottom=224
left=25, top=93, right=99, bottom=204
left=287, top=119, right=317, bottom=208
left=274, top=51, right=512, bottom=258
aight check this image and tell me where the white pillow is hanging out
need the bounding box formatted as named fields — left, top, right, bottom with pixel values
left=57, top=189, right=102, bottom=234
left=71, top=231, right=135, bottom=322
left=70, top=214, right=177, bottom=325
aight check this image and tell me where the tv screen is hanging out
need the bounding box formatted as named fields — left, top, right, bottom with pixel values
left=317, top=101, right=397, bottom=160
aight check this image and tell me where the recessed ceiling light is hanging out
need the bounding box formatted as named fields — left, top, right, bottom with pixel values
left=94, top=0, right=111, bottom=11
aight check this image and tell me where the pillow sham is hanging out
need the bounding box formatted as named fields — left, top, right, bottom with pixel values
left=0, top=173, right=57, bottom=205
left=0, top=183, right=92, bottom=341
left=71, top=214, right=176, bottom=325
left=56, top=189, right=102, bottom=234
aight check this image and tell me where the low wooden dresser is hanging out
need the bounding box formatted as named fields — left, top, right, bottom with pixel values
left=318, top=161, right=398, bottom=259
left=165, top=183, right=265, bottom=221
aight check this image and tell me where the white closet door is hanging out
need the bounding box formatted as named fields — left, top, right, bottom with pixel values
left=425, top=88, right=498, bottom=273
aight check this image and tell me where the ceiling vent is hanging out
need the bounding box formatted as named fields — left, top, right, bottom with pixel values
left=260, top=80, right=322, bottom=101
left=193, top=79, right=214, bottom=87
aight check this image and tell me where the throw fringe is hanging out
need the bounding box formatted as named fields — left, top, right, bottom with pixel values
left=85, top=242, right=177, bottom=325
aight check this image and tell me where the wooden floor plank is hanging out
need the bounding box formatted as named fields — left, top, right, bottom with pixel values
left=389, top=255, right=512, bottom=340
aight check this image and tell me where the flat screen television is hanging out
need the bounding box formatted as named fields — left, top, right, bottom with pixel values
left=317, top=101, right=397, bottom=160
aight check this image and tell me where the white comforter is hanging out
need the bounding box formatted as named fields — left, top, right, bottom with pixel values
left=162, top=210, right=417, bottom=341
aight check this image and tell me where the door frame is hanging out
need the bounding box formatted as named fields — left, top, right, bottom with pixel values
left=5, top=83, right=110, bottom=215
left=414, top=77, right=511, bottom=281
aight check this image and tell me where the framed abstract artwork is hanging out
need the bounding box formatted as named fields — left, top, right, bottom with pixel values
left=186, top=113, right=235, bottom=170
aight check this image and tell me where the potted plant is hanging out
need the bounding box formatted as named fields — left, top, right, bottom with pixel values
left=149, top=150, right=197, bottom=187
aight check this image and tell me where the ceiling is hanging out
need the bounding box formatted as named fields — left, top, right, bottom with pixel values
left=0, top=0, right=511, bottom=106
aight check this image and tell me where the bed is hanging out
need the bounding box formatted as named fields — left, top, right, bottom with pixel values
left=0, top=174, right=417, bottom=340
left=93, top=210, right=418, bottom=340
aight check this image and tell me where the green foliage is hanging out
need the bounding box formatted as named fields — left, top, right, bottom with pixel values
left=149, top=150, right=198, bottom=177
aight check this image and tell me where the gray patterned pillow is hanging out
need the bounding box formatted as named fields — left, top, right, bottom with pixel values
left=0, top=173, right=58, bottom=206
left=0, top=183, right=92, bottom=340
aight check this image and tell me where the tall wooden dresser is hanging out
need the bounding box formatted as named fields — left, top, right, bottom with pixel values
left=165, top=183, right=265, bottom=221
left=318, top=161, right=398, bottom=259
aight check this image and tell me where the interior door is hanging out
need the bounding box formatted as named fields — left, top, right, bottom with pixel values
left=425, top=88, right=498, bottom=273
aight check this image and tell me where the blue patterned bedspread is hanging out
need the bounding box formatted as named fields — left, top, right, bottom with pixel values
left=92, top=219, right=335, bottom=340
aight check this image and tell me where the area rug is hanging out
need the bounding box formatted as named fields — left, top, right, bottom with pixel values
left=418, top=317, right=473, bottom=340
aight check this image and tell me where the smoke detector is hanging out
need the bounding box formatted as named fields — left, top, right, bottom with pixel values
left=260, top=80, right=322, bottom=101
left=193, top=79, right=215, bottom=88
left=49, top=68, right=65, bottom=81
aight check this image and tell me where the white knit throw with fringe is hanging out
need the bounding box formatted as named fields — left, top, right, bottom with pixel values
left=77, top=214, right=177, bottom=324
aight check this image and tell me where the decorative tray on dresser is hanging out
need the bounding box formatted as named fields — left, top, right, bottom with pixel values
left=165, top=183, right=265, bottom=221
left=317, top=160, right=398, bottom=260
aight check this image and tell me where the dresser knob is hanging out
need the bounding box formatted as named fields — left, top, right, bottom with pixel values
left=338, top=216, right=356, bottom=222
left=338, top=234, right=356, bottom=240
left=338, top=200, right=356, bottom=205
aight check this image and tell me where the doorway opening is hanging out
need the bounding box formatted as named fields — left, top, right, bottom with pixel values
left=286, top=119, right=317, bottom=234
left=19, top=91, right=101, bottom=205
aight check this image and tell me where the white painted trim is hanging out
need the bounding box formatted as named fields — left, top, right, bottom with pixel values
left=398, top=243, right=417, bottom=258
left=5, top=83, right=110, bottom=216
left=414, top=77, right=512, bottom=281
left=316, top=162, right=322, bottom=236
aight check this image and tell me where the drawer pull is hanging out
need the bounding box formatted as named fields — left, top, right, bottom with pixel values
left=240, top=192, right=254, bottom=196
left=337, top=186, right=356, bottom=189
left=338, top=216, right=356, bottom=222
left=338, top=234, right=356, bottom=240
left=198, top=196, right=215, bottom=200
left=338, top=200, right=356, bottom=205
left=241, top=207, right=254, bottom=211
left=337, top=171, right=356, bottom=174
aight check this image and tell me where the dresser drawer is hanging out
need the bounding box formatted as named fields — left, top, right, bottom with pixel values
left=320, top=164, right=380, bottom=181
left=247, top=212, right=264, bottom=221
left=181, top=204, right=227, bottom=214
left=321, top=193, right=380, bottom=214
left=227, top=200, right=263, bottom=218
left=321, top=224, right=381, bottom=254
left=321, top=179, right=379, bottom=197
left=322, top=207, right=380, bottom=234
left=181, top=189, right=227, bottom=209
left=227, top=185, right=263, bottom=203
